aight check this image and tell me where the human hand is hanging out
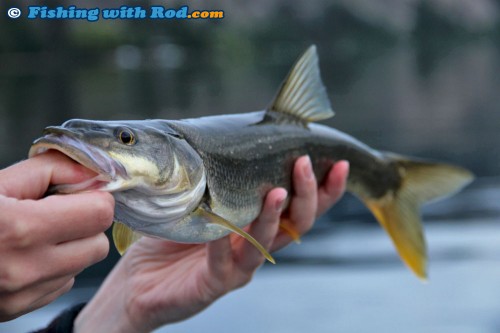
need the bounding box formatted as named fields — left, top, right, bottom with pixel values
left=74, top=156, right=349, bottom=333
left=0, top=151, right=114, bottom=321
left=272, top=156, right=350, bottom=251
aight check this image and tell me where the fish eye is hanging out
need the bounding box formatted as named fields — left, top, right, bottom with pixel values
left=118, top=129, right=136, bottom=145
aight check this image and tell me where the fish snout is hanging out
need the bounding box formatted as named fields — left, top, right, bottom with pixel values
left=43, top=126, right=77, bottom=136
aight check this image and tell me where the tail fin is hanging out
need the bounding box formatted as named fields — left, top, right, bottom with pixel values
left=364, top=156, right=474, bottom=280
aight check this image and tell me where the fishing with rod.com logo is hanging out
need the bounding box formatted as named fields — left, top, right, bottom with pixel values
left=6, top=4, right=224, bottom=21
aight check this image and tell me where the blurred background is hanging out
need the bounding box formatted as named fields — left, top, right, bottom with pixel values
left=1, top=0, right=499, bottom=332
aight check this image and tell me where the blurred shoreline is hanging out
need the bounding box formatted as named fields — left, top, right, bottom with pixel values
left=0, top=2, right=498, bottom=332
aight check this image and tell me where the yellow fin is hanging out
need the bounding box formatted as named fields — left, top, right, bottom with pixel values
left=392, top=157, right=474, bottom=204
left=279, top=222, right=302, bottom=244
left=112, top=222, right=143, bottom=255
left=269, top=45, right=334, bottom=122
left=366, top=199, right=427, bottom=280
left=364, top=157, right=474, bottom=280
left=195, top=207, right=276, bottom=264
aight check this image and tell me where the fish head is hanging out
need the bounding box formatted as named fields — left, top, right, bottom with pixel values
left=29, top=119, right=205, bottom=195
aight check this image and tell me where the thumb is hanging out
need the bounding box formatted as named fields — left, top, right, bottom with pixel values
left=0, top=150, right=97, bottom=199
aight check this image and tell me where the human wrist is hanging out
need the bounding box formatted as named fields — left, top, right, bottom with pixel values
left=73, top=264, right=144, bottom=333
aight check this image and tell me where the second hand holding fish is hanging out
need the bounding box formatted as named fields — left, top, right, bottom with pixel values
left=73, top=156, right=349, bottom=333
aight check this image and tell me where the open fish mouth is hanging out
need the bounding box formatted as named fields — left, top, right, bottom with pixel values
left=29, top=128, right=128, bottom=193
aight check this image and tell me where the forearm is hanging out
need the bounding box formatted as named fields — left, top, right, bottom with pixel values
left=74, top=264, right=141, bottom=333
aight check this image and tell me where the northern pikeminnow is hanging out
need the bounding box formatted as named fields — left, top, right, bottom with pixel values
left=29, top=46, right=474, bottom=279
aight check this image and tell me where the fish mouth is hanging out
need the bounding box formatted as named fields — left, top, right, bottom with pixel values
left=29, top=127, right=128, bottom=193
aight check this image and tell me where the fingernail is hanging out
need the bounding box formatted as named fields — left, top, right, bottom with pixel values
left=302, top=156, right=314, bottom=180
left=343, top=160, right=350, bottom=172
left=275, top=191, right=287, bottom=212
left=337, top=160, right=350, bottom=173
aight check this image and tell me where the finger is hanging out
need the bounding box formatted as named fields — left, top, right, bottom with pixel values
left=270, top=156, right=318, bottom=252
left=0, top=151, right=97, bottom=199
left=207, top=235, right=233, bottom=271
left=27, top=277, right=75, bottom=313
left=287, top=155, right=318, bottom=228
left=49, top=232, right=110, bottom=277
left=31, top=191, right=114, bottom=243
left=234, top=188, right=286, bottom=273
left=317, top=160, right=349, bottom=216
left=206, top=235, right=233, bottom=292
left=0, top=277, right=74, bottom=321
left=20, top=275, right=75, bottom=311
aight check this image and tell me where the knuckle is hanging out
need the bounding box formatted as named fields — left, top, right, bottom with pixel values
left=94, top=194, right=115, bottom=229
left=0, top=273, right=14, bottom=293
left=90, top=234, right=110, bottom=264
left=233, top=273, right=253, bottom=290
left=97, top=234, right=110, bottom=261
left=9, top=221, right=31, bottom=248
left=61, top=277, right=75, bottom=294
left=2, top=219, right=33, bottom=249
left=0, top=266, right=27, bottom=293
left=62, top=260, right=86, bottom=275
left=303, top=178, right=318, bottom=195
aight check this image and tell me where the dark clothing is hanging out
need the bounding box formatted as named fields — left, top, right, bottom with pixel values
left=31, top=303, right=86, bottom=333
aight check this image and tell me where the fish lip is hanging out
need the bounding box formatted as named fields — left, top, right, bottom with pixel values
left=29, top=131, right=128, bottom=181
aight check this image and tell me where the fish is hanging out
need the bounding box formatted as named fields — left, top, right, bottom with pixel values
left=29, top=45, right=473, bottom=280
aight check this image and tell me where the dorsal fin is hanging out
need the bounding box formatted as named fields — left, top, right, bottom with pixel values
left=268, top=45, right=334, bottom=123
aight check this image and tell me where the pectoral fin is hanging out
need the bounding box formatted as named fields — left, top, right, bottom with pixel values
left=195, top=207, right=276, bottom=264
left=112, top=222, right=143, bottom=255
